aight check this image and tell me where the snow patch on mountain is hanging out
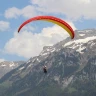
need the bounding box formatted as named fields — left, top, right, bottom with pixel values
left=64, top=36, right=96, bottom=47
left=63, top=36, right=96, bottom=53
left=54, top=76, right=60, bottom=83
left=19, top=66, right=25, bottom=70
left=40, top=47, right=56, bottom=56
left=79, top=34, right=85, bottom=36
left=27, top=60, right=31, bottom=64
left=77, top=29, right=94, bottom=33
left=76, top=46, right=86, bottom=53
left=1, top=64, right=6, bottom=67
left=36, top=58, right=41, bottom=62
left=9, top=62, right=15, bottom=67
left=62, top=75, right=74, bottom=88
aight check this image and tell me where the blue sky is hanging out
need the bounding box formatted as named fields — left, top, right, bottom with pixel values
left=0, top=0, right=96, bottom=62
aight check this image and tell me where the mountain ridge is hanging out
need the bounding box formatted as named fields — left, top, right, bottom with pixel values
left=0, top=29, right=96, bottom=96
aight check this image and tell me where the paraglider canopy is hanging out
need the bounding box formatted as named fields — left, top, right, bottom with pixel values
left=18, top=16, right=75, bottom=39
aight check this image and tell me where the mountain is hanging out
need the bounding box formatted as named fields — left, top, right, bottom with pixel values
left=0, top=29, right=96, bottom=96
left=0, top=61, right=25, bottom=78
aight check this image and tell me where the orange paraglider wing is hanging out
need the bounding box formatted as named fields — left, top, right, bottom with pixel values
left=18, top=16, right=75, bottom=39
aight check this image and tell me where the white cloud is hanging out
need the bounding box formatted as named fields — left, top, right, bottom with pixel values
left=79, top=0, right=91, bottom=4
left=30, top=0, right=96, bottom=20
left=0, top=59, right=5, bottom=62
left=4, top=0, right=96, bottom=20
left=5, top=7, right=21, bottom=19
left=4, top=21, right=76, bottom=58
left=0, top=21, right=10, bottom=32
left=5, top=5, right=40, bottom=19
left=21, top=5, right=40, bottom=18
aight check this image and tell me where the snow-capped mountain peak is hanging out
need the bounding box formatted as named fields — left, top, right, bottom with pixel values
left=0, top=61, right=25, bottom=78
